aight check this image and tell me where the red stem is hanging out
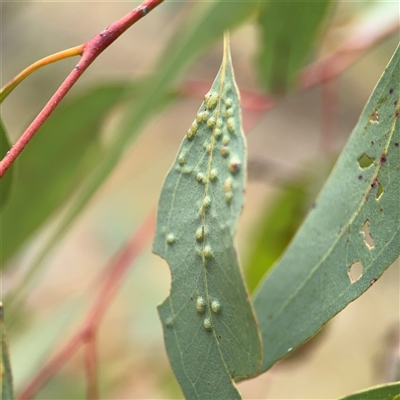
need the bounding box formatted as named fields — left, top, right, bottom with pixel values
left=0, top=0, right=163, bottom=179
left=17, top=210, right=156, bottom=400
left=84, top=336, right=98, bottom=400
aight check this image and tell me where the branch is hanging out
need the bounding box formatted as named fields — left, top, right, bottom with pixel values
left=0, top=45, right=83, bottom=103
left=16, top=210, right=156, bottom=400
left=0, top=0, right=164, bottom=179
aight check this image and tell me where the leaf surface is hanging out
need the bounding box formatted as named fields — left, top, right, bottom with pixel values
left=257, top=1, right=331, bottom=93
left=339, top=382, right=400, bottom=400
left=1, top=303, right=14, bottom=400
left=154, top=35, right=261, bottom=399
left=0, top=119, right=14, bottom=211
left=253, top=44, right=400, bottom=372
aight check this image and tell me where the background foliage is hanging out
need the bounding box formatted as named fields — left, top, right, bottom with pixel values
left=1, top=1, right=399, bottom=399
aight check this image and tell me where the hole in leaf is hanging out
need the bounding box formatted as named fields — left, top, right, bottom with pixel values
left=348, top=261, right=363, bottom=283
left=376, top=182, right=384, bottom=199
left=369, top=109, right=379, bottom=123
left=360, top=219, right=375, bottom=249
left=358, top=153, right=375, bottom=168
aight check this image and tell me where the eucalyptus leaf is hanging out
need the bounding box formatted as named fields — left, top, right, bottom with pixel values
left=339, top=382, right=400, bottom=400
left=154, top=35, right=261, bottom=399
left=257, top=0, right=331, bottom=93
left=1, top=303, right=14, bottom=400
left=0, top=118, right=14, bottom=211
left=253, top=44, right=400, bottom=372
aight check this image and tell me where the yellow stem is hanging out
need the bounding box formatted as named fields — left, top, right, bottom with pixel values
left=0, top=44, right=83, bottom=103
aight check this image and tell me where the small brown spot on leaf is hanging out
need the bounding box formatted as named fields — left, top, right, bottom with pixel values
left=380, top=153, right=387, bottom=164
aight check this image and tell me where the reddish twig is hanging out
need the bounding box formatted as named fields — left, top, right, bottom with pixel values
left=0, top=45, right=83, bottom=103
left=17, top=210, right=156, bottom=400
left=0, top=0, right=163, bottom=179
left=84, top=336, right=98, bottom=400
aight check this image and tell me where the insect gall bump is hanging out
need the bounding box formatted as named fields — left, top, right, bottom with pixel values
left=206, top=93, right=218, bottom=110
left=220, top=146, right=229, bottom=157
left=203, top=317, right=212, bottom=331
left=196, top=297, right=206, bottom=314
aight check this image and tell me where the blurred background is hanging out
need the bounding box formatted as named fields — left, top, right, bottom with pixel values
left=1, top=1, right=399, bottom=399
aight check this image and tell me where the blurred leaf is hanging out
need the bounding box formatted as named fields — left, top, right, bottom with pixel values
left=257, top=1, right=331, bottom=93
left=0, top=84, right=128, bottom=267
left=158, top=0, right=260, bottom=81
left=245, top=181, right=310, bottom=293
left=11, top=299, right=81, bottom=393
left=253, top=44, right=400, bottom=372
left=338, top=382, right=400, bottom=400
left=154, top=35, right=261, bottom=399
left=0, top=119, right=14, bottom=211
left=246, top=160, right=336, bottom=293
left=1, top=303, right=14, bottom=400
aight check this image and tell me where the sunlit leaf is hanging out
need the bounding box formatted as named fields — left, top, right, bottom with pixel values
left=154, top=35, right=261, bottom=399
left=253, top=44, right=400, bottom=372
left=338, top=382, right=400, bottom=400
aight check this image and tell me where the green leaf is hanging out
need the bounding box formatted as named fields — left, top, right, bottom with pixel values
left=159, top=0, right=260, bottom=80
left=253, top=44, right=400, bottom=372
left=245, top=180, right=310, bottom=293
left=0, top=84, right=127, bottom=266
left=339, top=382, right=400, bottom=400
left=0, top=119, right=14, bottom=211
left=1, top=303, right=14, bottom=400
left=257, top=1, right=331, bottom=93
left=154, top=35, right=261, bottom=399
